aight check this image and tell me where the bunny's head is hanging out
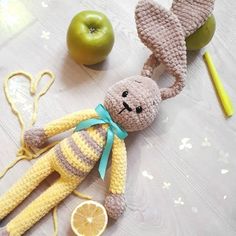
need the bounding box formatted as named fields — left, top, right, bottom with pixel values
left=104, top=76, right=161, bottom=132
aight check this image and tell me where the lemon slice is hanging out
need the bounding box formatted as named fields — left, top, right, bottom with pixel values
left=71, top=200, right=108, bottom=236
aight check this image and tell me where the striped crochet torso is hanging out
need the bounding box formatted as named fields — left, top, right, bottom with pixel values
left=54, top=124, right=108, bottom=178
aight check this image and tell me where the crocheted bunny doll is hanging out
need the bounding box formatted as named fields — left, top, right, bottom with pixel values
left=0, top=0, right=215, bottom=235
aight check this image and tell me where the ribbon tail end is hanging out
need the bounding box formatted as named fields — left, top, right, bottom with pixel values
left=74, top=127, right=79, bottom=132
left=98, top=168, right=106, bottom=180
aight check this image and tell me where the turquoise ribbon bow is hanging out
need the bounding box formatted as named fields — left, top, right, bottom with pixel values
left=74, top=104, right=128, bottom=180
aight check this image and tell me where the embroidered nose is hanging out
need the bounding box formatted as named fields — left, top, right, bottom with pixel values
left=123, top=102, right=132, bottom=112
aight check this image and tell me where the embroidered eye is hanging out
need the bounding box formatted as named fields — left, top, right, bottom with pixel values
left=122, top=91, right=128, bottom=97
left=136, top=106, right=143, bottom=113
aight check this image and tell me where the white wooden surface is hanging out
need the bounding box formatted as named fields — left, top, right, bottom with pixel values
left=0, top=0, right=236, bottom=235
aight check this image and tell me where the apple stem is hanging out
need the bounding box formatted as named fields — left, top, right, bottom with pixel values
left=89, top=27, right=96, bottom=33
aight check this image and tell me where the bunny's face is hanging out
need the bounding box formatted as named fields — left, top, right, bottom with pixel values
left=104, top=76, right=161, bottom=132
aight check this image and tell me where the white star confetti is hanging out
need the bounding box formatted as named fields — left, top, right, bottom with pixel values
left=162, top=117, right=169, bottom=123
left=142, top=170, right=153, bottom=180
left=191, top=207, right=198, bottom=213
left=179, top=138, right=192, bottom=150
left=22, top=104, right=32, bottom=113
left=41, top=1, right=48, bottom=7
left=223, top=195, right=227, bottom=200
left=174, top=197, right=184, bottom=206
left=218, top=150, right=229, bottom=164
left=162, top=182, right=171, bottom=190
left=14, top=92, right=27, bottom=104
left=221, top=169, right=229, bottom=175
left=41, top=30, right=50, bottom=40
left=201, top=137, right=211, bottom=147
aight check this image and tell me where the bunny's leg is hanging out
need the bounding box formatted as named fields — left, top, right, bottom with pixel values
left=0, top=150, right=54, bottom=221
left=4, top=177, right=79, bottom=236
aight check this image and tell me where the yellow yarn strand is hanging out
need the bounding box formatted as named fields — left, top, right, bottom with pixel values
left=53, top=207, right=58, bottom=236
left=4, top=71, right=32, bottom=142
left=0, top=156, right=29, bottom=179
left=73, top=190, right=92, bottom=200
left=1, top=70, right=55, bottom=178
left=31, top=71, right=56, bottom=125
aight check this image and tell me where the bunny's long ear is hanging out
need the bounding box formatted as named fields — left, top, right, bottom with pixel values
left=135, top=0, right=187, bottom=100
left=171, top=0, right=215, bottom=38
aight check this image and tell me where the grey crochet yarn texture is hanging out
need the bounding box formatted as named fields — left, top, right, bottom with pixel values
left=135, top=0, right=215, bottom=100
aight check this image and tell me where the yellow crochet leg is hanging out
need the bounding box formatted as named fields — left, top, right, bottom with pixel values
left=0, top=151, right=53, bottom=221
left=6, top=178, right=79, bottom=236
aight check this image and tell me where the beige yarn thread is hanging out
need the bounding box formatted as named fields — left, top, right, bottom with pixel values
left=1, top=71, right=56, bottom=179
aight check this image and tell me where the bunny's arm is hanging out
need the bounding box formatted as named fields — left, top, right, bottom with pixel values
left=141, top=53, right=160, bottom=78
left=24, top=109, right=98, bottom=148
left=104, top=136, right=127, bottom=219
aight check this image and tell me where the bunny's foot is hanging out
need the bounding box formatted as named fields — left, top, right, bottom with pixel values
left=104, top=193, right=126, bottom=219
left=24, top=127, right=47, bottom=148
left=0, top=227, right=9, bottom=236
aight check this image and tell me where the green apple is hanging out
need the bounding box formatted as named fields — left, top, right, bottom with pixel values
left=67, top=10, right=114, bottom=65
left=186, top=15, right=216, bottom=51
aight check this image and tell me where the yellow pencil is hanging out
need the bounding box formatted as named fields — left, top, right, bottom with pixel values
left=203, top=52, right=234, bottom=117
